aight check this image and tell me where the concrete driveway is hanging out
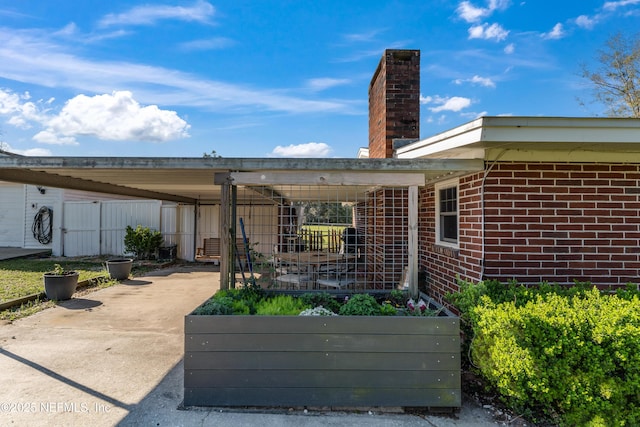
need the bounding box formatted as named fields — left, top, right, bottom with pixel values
left=0, top=264, right=500, bottom=426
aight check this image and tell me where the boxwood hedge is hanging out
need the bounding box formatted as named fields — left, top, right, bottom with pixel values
left=449, top=281, right=640, bottom=426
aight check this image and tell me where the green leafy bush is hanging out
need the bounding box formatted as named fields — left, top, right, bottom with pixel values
left=379, top=302, right=398, bottom=316
left=195, top=284, right=266, bottom=315
left=255, top=295, right=310, bottom=315
left=124, top=225, right=164, bottom=260
left=193, top=296, right=234, bottom=315
left=470, top=288, right=640, bottom=426
left=299, top=292, right=340, bottom=313
left=339, top=293, right=381, bottom=316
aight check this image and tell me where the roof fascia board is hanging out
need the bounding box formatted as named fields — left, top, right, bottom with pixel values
left=396, top=116, right=640, bottom=159
left=230, top=171, right=426, bottom=187
left=0, top=156, right=482, bottom=174
left=396, top=118, right=485, bottom=159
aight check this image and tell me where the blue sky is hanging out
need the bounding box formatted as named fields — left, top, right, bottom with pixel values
left=0, top=1, right=638, bottom=158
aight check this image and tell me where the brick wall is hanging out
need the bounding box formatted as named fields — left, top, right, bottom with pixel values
left=419, top=173, right=484, bottom=302
left=483, top=162, right=640, bottom=286
left=421, top=162, right=640, bottom=304
left=368, top=49, right=420, bottom=159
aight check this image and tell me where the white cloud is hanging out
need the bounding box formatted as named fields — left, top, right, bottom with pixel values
left=269, top=142, right=333, bottom=158
left=33, top=91, right=190, bottom=145
left=603, top=0, right=640, bottom=11
left=420, top=95, right=433, bottom=104
left=504, top=43, right=515, bottom=54
left=343, top=30, right=385, bottom=43
left=457, top=1, right=489, bottom=23
left=575, top=15, right=597, bottom=29
left=32, top=130, right=79, bottom=145
left=468, top=23, right=509, bottom=41
left=455, top=75, right=496, bottom=88
left=179, top=37, right=235, bottom=51
left=425, top=114, right=449, bottom=125
left=0, top=89, right=29, bottom=114
left=0, top=28, right=355, bottom=115
left=541, top=23, right=565, bottom=39
left=461, top=110, right=488, bottom=119
left=456, top=0, right=511, bottom=23
left=2, top=88, right=189, bottom=145
left=99, top=0, right=215, bottom=27
left=0, top=89, right=47, bottom=129
left=306, top=78, right=351, bottom=92
left=424, top=96, right=473, bottom=113
left=55, top=22, right=78, bottom=36
left=0, top=142, right=52, bottom=156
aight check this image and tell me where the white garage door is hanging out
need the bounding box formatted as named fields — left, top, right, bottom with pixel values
left=0, top=184, right=24, bottom=247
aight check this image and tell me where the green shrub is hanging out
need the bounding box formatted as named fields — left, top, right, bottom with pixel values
left=255, top=295, right=310, bottom=315
left=124, top=225, right=164, bottom=260
left=299, top=292, right=341, bottom=313
left=196, top=285, right=266, bottom=315
left=379, top=302, right=398, bottom=316
left=471, top=289, right=640, bottom=426
left=386, top=289, right=407, bottom=307
left=339, top=293, right=381, bottom=316
left=193, top=296, right=234, bottom=315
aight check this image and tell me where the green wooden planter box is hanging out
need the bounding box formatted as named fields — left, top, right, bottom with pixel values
left=184, top=303, right=461, bottom=408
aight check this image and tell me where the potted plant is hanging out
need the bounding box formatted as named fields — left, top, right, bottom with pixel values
left=43, top=264, right=79, bottom=300
left=106, top=258, right=133, bottom=280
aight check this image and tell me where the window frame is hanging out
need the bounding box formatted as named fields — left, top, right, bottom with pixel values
left=434, top=178, right=459, bottom=249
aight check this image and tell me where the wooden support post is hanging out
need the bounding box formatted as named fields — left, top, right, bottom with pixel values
left=408, top=185, right=419, bottom=298
left=218, top=174, right=231, bottom=290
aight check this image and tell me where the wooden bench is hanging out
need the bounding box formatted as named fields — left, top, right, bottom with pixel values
left=196, top=237, right=248, bottom=264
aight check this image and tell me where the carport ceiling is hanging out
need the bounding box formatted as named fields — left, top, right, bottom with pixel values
left=0, top=156, right=484, bottom=204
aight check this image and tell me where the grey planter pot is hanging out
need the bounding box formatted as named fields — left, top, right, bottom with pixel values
left=184, top=298, right=461, bottom=408
left=106, top=258, right=133, bottom=280
left=43, top=272, right=79, bottom=300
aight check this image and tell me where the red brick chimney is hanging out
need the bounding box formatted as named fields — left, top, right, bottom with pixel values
left=368, top=49, right=420, bottom=158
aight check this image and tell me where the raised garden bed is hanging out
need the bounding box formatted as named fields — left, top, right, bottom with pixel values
left=184, top=291, right=460, bottom=408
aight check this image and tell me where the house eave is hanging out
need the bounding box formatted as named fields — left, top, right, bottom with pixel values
left=396, top=116, right=640, bottom=160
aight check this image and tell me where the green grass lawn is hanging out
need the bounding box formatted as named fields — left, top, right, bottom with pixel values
left=0, top=258, right=118, bottom=321
left=0, top=259, right=109, bottom=302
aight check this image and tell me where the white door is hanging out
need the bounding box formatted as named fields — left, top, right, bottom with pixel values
left=62, top=202, right=100, bottom=256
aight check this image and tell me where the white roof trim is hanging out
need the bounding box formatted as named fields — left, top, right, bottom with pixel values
left=396, top=116, right=640, bottom=159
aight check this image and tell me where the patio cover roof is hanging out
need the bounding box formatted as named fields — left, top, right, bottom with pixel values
left=0, top=156, right=484, bottom=204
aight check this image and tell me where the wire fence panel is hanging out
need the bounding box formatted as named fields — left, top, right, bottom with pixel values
left=228, top=185, right=410, bottom=292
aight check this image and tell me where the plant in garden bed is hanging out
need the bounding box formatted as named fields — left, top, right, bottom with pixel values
left=299, top=306, right=337, bottom=316
left=255, top=294, right=310, bottom=315
left=193, top=288, right=439, bottom=317
left=339, top=293, right=383, bottom=316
